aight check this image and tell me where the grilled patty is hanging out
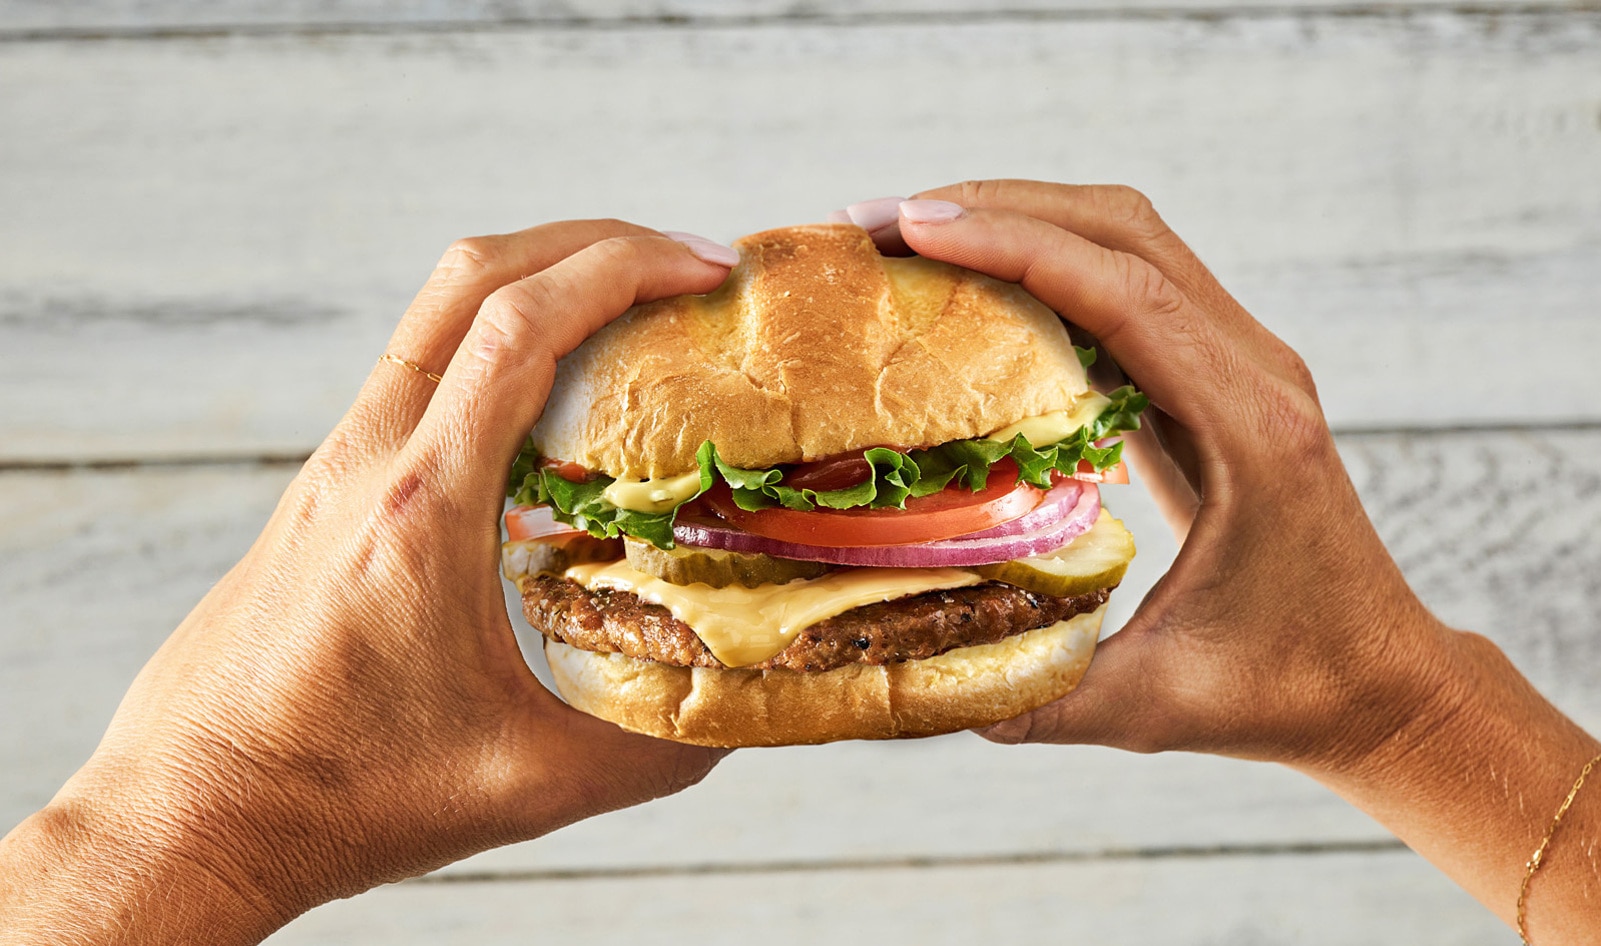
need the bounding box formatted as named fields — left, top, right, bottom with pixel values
left=520, top=574, right=1110, bottom=672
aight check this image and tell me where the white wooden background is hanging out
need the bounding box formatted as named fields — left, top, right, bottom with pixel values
left=4, top=2, right=1598, bottom=942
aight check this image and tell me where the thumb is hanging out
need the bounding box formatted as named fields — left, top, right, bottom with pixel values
left=978, top=623, right=1168, bottom=752
left=511, top=692, right=730, bottom=832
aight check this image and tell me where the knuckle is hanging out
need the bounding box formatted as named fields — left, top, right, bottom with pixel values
left=587, top=233, right=650, bottom=270
left=349, top=458, right=450, bottom=582
left=1101, top=185, right=1169, bottom=239
left=1117, top=253, right=1187, bottom=319
left=480, top=280, right=556, bottom=346
left=954, top=178, right=1007, bottom=206
left=283, top=438, right=357, bottom=528
left=978, top=715, right=1035, bottom=745
left=437, top=236, right=498, bottom=279
left=475, top=276, right=576, bottom=370
left=1277, top=346, right=1321, bottom=401
left=661, top=749, right=723, bottom=796
left=278, top=477, right=328, bottom=534
left=1254, top=377, right=1331, bottom=463
left=1106, top=184, right=1154, bottom=219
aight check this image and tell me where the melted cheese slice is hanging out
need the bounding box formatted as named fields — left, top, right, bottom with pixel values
left=986, top=392, right=1111, bottom=446
left=564, top=561, right=982, bottom=668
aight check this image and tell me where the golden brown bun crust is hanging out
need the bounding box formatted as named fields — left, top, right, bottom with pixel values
left=544, top=605, right=1104, bottom=747
left=529, top=224, right=1089, bottom=478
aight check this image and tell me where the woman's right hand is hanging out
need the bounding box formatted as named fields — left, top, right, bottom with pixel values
left=843, top=180, right=1601, bottom=942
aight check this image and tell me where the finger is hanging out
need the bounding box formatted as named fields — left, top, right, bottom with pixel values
left=1124, top=411, right=1202, bottom=544
left=346, top=219, right=664, bottom=454
left=405, top=233, right=738, bottom=498
left=896, top=201, right=1247, bottom=432
left=1065, top=331, right=1201, bottom=541
left=829, top=196, right=912, bottom=256
left=910, top=182, right=1315, bottom=397
left=911, top=180, right=1205, bottom=287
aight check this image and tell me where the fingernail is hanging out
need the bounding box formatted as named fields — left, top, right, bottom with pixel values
left=663, top=231, right=741, bottom=267
left=899, top=199, right=965, bottom=224
left=843, top=196, right=907, bottom=232
left=824, top=210, right=852, bottom=224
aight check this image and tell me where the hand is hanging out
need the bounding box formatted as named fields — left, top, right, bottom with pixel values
left=861, top=181, right=1448, bottom=766
left=844, top=181, right=1601, bottom=941
left=0, top=220, right=738, bottom=944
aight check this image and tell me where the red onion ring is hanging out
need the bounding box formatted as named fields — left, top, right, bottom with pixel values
left=673, top=483, right=1101, bottom=568
left=955, top=479, right=1083, bottom=540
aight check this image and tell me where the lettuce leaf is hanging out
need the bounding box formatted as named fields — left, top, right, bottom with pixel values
left=719, top=446, right=922, bottom=512
left=507, top=386, right=1148, bottom=549
left=520, top=468, right=680, bottom=548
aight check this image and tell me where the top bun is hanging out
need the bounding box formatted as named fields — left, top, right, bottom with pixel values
left=530, top=224, right=1090, bottom=478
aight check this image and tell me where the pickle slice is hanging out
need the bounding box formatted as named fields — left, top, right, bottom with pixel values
left=974, top=510, right=1135, bottom=597
left=625, top=538, right=830, bottom=588
left=502, top=534, right=623, bottom=582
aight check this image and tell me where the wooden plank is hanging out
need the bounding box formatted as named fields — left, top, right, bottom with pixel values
left=0, top=1, right=1571, bottom=35
left=4, top=428, right=1597, bottom=878
left=1342, top=427, right=1601, bottom=721
left=2, top=13, right=1599, bottom=460
left=0, top=463, right=299, bottom=824
left=264, top=849, right=1511, bottom=945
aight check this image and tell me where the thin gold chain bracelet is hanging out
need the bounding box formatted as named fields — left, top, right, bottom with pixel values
left=1517, top=749, right=1601, bottom=943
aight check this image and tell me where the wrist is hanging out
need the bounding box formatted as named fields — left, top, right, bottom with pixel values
left=0, top=789, right=295, bottom=946
left=1316, top=625, right=1595, bottom=792
left=1276, top=602, right=1464, bottom=777
left=1295, top=623, right=1601, bottom=935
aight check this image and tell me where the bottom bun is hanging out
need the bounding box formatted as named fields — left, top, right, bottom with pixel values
left=545, top=604, right=1105, bottom=747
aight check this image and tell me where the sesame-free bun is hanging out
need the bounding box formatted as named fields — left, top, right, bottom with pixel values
left=543, top=606, right=1103, bottom=747
left=529, top=224, right=1090, bottom=479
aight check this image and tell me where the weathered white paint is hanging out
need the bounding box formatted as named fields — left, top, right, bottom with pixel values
left=4, top=429, right=1597, bottom=881
left=1342, top=428, right=1601, bottom=721
left=0, top=0, right=1570, bottom=35
left=2, top=14, right=1598, bottom=460
left=265, top=849, right=1511, bottom=944
left=2, top=9, right=1593, bottom=937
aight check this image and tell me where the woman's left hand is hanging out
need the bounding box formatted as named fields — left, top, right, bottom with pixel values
left=0, top=220, right=739, bottom=945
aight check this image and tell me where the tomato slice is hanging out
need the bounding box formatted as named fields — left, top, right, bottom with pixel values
left=540, top=459, right=593, bottom=482
left=505, top=505, right=585, bottom=542
left=783, top=456, right=874, bottom=492
left=703, top=458, right=1043, bottom=547
left=1071, top=460, right=1129, bottom=485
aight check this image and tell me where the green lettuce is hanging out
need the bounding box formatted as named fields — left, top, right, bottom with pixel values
left=507, top=385, right=1148, bottom=549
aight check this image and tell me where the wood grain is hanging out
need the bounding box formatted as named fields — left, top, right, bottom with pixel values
left=3, top=428, right=1596, bottom=880
left=1342, top=427, right=1601, bottom=720
left=263, top=848, right=1510, bottom=945
left=2, top=12, right=1598, bottom=460
left=0, top=0, right=1575, bottom=36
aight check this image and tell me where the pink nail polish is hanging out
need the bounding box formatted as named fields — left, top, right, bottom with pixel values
left=899, top=199, right=965, bottom=224
left=844, top=196, right=907, bottom=232
left=824, top=210, right=852, bottom=224
left=663, top=231, right=741, bottom=267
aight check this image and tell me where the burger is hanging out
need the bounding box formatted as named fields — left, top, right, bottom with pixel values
left=501, top=224, right=1145, bottom=747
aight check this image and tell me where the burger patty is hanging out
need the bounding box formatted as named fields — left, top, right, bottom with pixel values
left=520, top=574, right=1110, bottom=672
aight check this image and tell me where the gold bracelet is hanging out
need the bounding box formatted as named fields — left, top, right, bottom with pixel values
left=1518, top=749, right=1601, bottom=943
left=378, top=353, right=443, bottom=384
